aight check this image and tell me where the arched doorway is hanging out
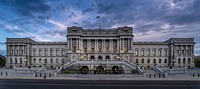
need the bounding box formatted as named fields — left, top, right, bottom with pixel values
left=95, top=66, right=104, bottom=74
left=80, top=66, right=89, bottom=74
left=90, top=55, right=95, bottom=60
left=124, top=55, right=128, bottom=61
left=106, top=56, right=110, bottom=61
left=112, top=66, right=120, bottom=74
left=98, top=56, right=103, bottom=61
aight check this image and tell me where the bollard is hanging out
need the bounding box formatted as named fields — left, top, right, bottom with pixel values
left=149, top=74, right=151, bottom=78
left=6, top=72, right=7, bottom=76
left=193, top=73, right=195, bottom=77
left=44, top=73, right=46, bottom=79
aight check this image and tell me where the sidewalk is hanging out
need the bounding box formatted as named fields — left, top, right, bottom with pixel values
left=0, top=74, right=199, bottom=81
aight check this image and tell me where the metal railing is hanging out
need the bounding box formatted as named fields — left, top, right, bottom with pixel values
left=154, top=66, right=167, bottom=77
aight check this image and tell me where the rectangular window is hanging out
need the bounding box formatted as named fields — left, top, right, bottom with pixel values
left=165, top=50, right=167, bottom=56
left=147, top=50, right=150, bottom=56
left=159, top=50, right=162, bottom=56
left=56, top=50, right=59, bottom=56
left=39, top=50, right=41, bottom=56
left=50, top=50, right=53, bottom=56
left=45, top=50, right=47, bottom=56
left=141, top=50, right=144, bottom=56
left=11, top=50, right=14, bottom=55
left=136, top=50, right=139, bottom=56
left=182, top=50, right=184, bottom=55
left=33, top=50, right=36, bottom=56
left=153, top=50, right=156, bottom=56
left=62, top=50, right=65, bottom=56
left=187, top=50, right=190, bottom=55
left=177, top=50, right=179, bottom=55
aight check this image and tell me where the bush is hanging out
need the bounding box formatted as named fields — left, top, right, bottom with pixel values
left=131, top=69, right=139, bottom=74
left=63, top=70, right=71, bottom=74
left=0, top=55, right=6, bottom=67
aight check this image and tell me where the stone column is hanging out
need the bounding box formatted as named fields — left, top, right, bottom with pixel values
left=6, top=45, right=8, bottom=55
left=120, top=38, right=121, bottom=50
left=71, top=38, right=72, bottom=50
left=67, top=38, right=69, bottom=50
left=131, top=38, right=133, bottom=51
left=117, top=39, right=119, bottom=52
left=103, top=39, right=105, bottom=52
left=192, top=45, right=194, bottom=54
left=18, top=45, right=20, bottom=55
left=128, top=38, right=130, bottom=51
left=110, top=39, right=113, bottom=53
left=96, top=39, right=99, bottom=52
left=95, top=39, right=97, bottom=53
left=122, top=38, right=124, bottom=50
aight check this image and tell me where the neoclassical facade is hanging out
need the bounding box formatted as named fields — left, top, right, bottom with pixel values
left=5, top=26, right=195, bottom=71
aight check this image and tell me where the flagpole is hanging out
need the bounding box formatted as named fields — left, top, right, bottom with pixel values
left=96, top=16, right=100, bottom=30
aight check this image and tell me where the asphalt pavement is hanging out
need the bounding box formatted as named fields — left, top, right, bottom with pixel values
left=0, top=79, right=200, bottom=89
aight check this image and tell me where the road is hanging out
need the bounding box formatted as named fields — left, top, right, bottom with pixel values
left=0, top=79, right=200, bottom=89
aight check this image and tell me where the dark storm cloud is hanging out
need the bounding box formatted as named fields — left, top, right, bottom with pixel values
left=81, top=0, right=200, bottom=31
left=0, top=0, right=50, bottom=19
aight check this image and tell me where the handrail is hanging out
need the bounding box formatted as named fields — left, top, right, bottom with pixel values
left=63, top=60, right=77, bottom=68
left=56, top=60, right=78, bottom=75
left=154, top=66, right=166, bottom=77
left=36, top=66, right=45, bottom=73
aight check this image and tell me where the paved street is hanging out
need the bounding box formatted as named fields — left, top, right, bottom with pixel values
left=0, top=79, right=200, bottom=89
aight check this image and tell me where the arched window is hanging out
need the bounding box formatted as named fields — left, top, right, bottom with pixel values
left=56, top=58, right=58, bottom=63
left=20, top=58, right=22, bottom=64
left=159, top=58, right=161, bottom=63
left=178, top=58, right=181, bottom=64
left=188, top=58, right=191, bottom=64
left=183, top=57, right=186, bottom=64
left=39, top=58, right=41, bottom=63
left=164, top=58, right=167, bottom=63
left=50, top=58, right=53, bottom=63
left=10, top=58, right=12, bottom=64
left=153, top=58, right=156, bottom=63
left=44, top=58, right=47, bottom=63
left=15, top=58, right=17, bottom=64
left=147, top=58, right=150, bottom=63
left=141, top=58, right=144, bottom=63
left=33, top=58, right=36, bottom=63
left=136, top=59, right=138, bottom=64
left=62, top=59, right=65, bottom=64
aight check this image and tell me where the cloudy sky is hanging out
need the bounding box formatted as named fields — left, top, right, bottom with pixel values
left=0, top=0, right=199, bottom=56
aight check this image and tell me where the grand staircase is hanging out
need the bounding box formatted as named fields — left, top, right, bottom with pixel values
left=56, top=60, right=144, bottom=75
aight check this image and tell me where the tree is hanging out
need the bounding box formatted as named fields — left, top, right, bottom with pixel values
left=194, top=56, right=200, bottom=68
left=0, top=55, right=6, bottom=67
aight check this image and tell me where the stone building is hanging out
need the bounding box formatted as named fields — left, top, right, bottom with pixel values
left=5, top=26, right=195, bottom=73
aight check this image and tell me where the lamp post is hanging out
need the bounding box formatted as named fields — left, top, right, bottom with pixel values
left=117, top=56, right=120, bottom=60
left=154, top=58, right=157, bottom=66
left=80, top=56, right=84, bottom=61
left=24, top=58, right=27, bottom=67
left=172, top=59, right=175, bottom=67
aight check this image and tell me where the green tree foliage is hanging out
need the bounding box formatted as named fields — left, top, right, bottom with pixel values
left=194, top=56, right=200, bottom=68
left=0, top=55, right=6, bottom=67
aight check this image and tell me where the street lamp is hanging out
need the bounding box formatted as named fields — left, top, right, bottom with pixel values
left=117, top=56, right=120, bottom=60
left=172, top=59, right=175, bottom=67
left=24, top=58, right=27, bottom=67
left=80, top=56, right=84, bottom=60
